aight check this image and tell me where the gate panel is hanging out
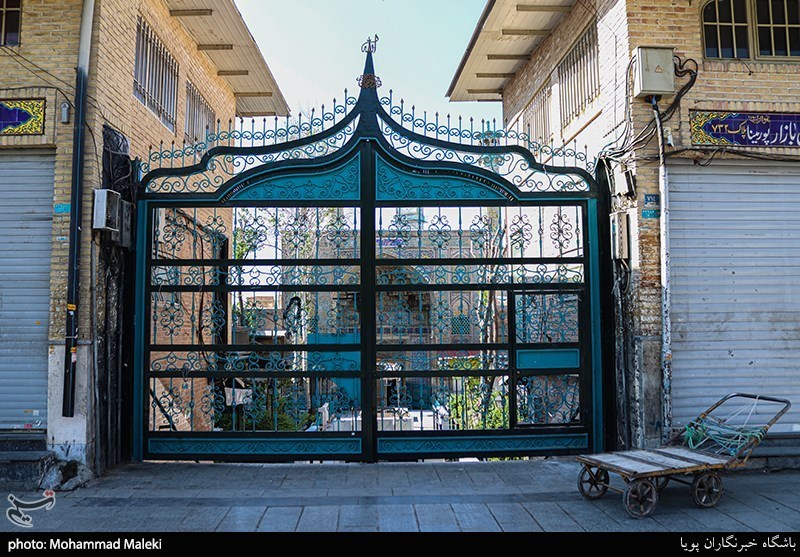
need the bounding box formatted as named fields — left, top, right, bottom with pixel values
left=371, top=193, right=594, bottom=458
left=142, top=202, right=367, bottom=460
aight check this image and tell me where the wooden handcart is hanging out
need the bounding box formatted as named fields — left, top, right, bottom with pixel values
left=576, top=393, right=792, bottom=518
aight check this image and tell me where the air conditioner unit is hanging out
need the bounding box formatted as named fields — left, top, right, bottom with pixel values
left=93, top=189, right=121, bottom=234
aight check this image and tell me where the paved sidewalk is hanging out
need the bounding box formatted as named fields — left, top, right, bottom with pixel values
left=1, top=459, right=798, bottom=532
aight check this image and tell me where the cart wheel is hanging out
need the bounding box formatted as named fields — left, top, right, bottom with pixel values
left=624, top=479, right=658, bottom=519
left=655, top=476, right=670, bottom=492
left=692, top=472, right=723, bottom=508
left=578, top=465, right=609, bottom=500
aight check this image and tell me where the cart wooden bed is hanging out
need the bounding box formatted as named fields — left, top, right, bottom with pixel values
left=576, top=393, right=792, bottom=518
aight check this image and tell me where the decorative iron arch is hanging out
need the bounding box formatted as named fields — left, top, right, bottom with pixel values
left=133, top=40, right=611, bottom=462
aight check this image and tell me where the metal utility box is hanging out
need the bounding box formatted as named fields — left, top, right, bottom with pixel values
left=634, top=47, right=675, bottom=98
left=610, top=212, right=630, bottom=261
left=92, top=189, right=121, bottom=233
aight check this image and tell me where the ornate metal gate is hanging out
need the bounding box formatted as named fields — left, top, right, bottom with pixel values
left=133, top=43, right=611, bottom=462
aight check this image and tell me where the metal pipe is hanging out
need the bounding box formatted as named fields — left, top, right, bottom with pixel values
left=62, top=0, right=96, bottom=417
left=651, top=96, right=673, bottom=442
left=90, top=239, right=101, bottom=474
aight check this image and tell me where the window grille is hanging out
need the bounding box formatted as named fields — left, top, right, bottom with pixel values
left=557, top=25, right=600, bottom=127
left=755, top=0, right=800, bottom=57
left=524, top=81, right=552, bottom=145
left=134, top=16, right=179, bottom=131
left=185, top=81, right=216, bottom=143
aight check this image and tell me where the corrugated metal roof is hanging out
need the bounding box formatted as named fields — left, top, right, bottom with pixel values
left=448, top=0, right=575, bottom=103
left=164, top=0, right=290, bottom=116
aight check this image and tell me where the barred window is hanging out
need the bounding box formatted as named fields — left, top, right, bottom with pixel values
left=524, top=80, right=552, bottom=145
left=703, top=0, right=751, bottom=58
left=1, top=0, right=21, bottom=46
left=755, top=0, right=800, bottom=56
left=557, top=25, right=600, bottom=127
left=185, top=81, right=216, bottom=143
left=134, top=16, right=179, bottom=131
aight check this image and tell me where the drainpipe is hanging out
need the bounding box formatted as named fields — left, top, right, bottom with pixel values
left=651, top=96, right=673, bottom=441
left=62, top=0, right=96, bottom=418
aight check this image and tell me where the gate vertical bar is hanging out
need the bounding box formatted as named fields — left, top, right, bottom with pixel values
left=132, top=200, right=150, bottom=460
left=360, top=140, right=378, bottom=461
left=508, top=291, right=518, bottom=430
left=587, top=198, right=604, bottom=452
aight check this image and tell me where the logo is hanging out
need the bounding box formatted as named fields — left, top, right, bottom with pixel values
left=6, top=491, right=56, bottom=528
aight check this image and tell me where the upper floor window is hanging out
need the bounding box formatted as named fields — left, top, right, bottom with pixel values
left=558, top=25, right=600, bottom=127
left=1, top=0, right=21, bottom=46
left=185, top=81, right=215, bottom=143
left=755, top=0, right=800, bottom=56
left=134, top=16, right=178, bottom=132
left=704, top=0, right=751, bottom=57
left=703, top=0, right=800, bottom=58
left=524, top=80, right=552, bottom=145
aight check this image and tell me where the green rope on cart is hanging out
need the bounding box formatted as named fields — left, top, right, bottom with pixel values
left=683, top=418, right=767, bottom=456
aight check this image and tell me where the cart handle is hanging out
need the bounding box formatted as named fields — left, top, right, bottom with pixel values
left=669, top=393, right=792, bottom=450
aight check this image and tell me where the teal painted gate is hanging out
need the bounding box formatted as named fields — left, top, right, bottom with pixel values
left=133, top=43, right=611, bottom=462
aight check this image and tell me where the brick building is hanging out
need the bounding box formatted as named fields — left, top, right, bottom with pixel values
left=449, top=0, right=800, bottom=450
left=0, top=0, right=288, bottom=473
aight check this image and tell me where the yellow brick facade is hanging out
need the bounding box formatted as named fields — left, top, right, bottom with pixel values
left=499, top=0, right=800, bottom=447
left=0, top=0, right=238, bottom=462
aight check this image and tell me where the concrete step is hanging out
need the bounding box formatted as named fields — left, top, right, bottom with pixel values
left=0, top=450, right=56, bottom=491
left=0, top=433, right=47, bottom=452
left=753, top=435, right=800, bottom=457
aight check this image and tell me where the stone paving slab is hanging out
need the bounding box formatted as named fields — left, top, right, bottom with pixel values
left=0, top=459, right=798, bottom=532
left=378, top=504, right=418, bottom=532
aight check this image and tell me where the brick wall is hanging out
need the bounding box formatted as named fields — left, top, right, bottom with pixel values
left=503, top=1, right=633, bottom=166
left=0, top=0, right=240, bottom=459
left=499, top=0, right=800, bottom=446
left=0, top=0, right=237, bottom=340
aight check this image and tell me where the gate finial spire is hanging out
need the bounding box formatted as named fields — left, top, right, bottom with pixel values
left=362, top=35, right=379, bottom=54
left=358, top=35, right=382, bottom=90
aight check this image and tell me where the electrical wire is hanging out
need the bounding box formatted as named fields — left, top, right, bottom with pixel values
left=0, top=45, right=110, bottom=120
left=635, top=145, right=800, bottom=165
left=0, top=55, right=106, bottom=186
left=598, top=55, right=637, bottom=160
left=602, top=55, right=699, bottom=162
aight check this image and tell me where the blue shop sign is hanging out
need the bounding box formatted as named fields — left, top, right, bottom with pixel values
left=691, top=110, right=800, bottom=148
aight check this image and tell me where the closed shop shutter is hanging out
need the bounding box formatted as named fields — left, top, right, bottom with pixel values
left=0, top=151, right=54, bottom=429
left=669, top=160, right=800, bottom=433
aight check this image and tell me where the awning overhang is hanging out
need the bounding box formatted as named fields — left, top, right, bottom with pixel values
left=164, top=0, right=290, bottom=117
left=447, top=0, right=575, bottom=103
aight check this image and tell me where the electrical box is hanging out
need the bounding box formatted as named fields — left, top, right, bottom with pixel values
left=634, top=47, right=675, bottom=98
left=611, top=212, right=630, bottom=260
left=612, top=166, right=636, bottom=198
left=92, top=189, right=121, bottom=234
left=115, top=201, right=133, bottom=249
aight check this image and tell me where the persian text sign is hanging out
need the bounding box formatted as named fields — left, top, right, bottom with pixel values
left=691, top=110, right=800, bottom=148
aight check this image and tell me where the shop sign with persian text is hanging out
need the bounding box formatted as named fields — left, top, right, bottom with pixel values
left=690, top=110, right=800, bottom=148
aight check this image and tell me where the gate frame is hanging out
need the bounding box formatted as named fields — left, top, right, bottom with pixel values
left=132, top=47, right=615, bottom=462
